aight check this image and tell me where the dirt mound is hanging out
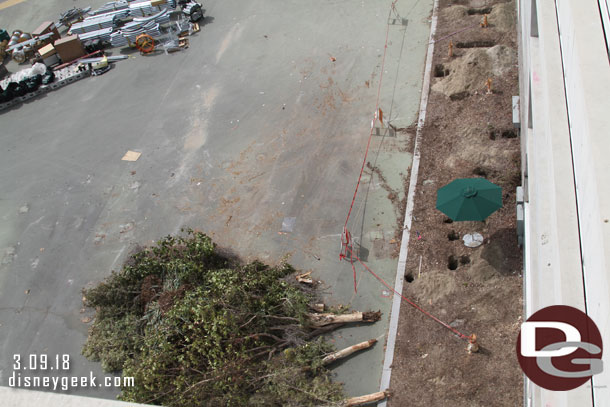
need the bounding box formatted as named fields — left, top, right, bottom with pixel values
left=465, top=249, right=500, bottom=282
left=489, top=1, right=516, bottom=32
left=487, top=43, right=517, bottom=75
left=431, top=45, right=516, bottom=98
left=469, top=0, right=491, bottom=6
left=443, top=127, right=516, bottom=170
left=410, top=270, right=459, bottom=304
left=442, top=5, right=468, bottom=21
left=390, top=0, right=522, bottom=405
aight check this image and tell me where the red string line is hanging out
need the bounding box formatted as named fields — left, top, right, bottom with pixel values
left=344, top=244, right=469, bottom=340
left=431, top=23, right=480, bottom=44
left=342, top=0, right=399, bottom=235
left=340, top=0, right=470, bottom=341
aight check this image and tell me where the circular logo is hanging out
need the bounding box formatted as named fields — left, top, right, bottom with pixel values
left=516, top=305, right=603, bottom=391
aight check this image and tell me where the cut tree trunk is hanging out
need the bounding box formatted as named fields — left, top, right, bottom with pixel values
left=322, top=339, right=377, bottom=365
left=342, top=390, right=391, bottom=406
left=307, top=311, right=381, bottom=327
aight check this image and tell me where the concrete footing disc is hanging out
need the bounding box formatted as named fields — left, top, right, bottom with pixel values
left=463, top=232, right=484, bottom=248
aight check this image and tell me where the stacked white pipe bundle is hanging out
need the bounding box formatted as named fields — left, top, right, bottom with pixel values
left=69, top=10, right=129, bottom=34
left=128, top=1, right=170, bottom=17
left=89, top=0, right=131, bottom=16
left=77, top=27, right=114, bottom=42
left=80, top=1, right=178, bottom=48
left=109, top=7, right=170, bottom=46
left=132, top=8, right=170, bottom=25
left=109, top=31, right=128, bottom=47
left=110, top=21, right=161, bottom=47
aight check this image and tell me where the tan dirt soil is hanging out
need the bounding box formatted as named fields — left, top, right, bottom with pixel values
left=388, top=0, right=523, bottom=406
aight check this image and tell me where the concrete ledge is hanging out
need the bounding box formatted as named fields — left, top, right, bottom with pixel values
left=1, top=387, right=158, bottom=407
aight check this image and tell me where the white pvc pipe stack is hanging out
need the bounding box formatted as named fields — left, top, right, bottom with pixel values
left=128, top=1, right=170, bottom=17
left=69, top=11, right=129, bottom=34
left=89, top=0, right=130, bottom=16
left=77, top=27, right=114, bottom=42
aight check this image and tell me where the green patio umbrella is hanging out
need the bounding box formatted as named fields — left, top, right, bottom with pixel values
left=436, top=178, right=502, bottom=221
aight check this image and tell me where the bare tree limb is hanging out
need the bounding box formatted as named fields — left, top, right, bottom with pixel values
left=342, top=390, right=391, bottom=406
left=307, top=311, right=381, bottom=327
left=305, top=323, right=345, bottom=339
left=322, top=339, right=377, bottom=365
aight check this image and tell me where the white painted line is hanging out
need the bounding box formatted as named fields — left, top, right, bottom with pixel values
left=377, top=0, right=439, bottom=403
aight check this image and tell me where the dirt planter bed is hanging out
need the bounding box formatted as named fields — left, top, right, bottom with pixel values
left=388, top=1, right=523, bottom=406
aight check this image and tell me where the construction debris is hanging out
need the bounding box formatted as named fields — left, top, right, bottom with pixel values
left=295, top=270, right=313, bottom=284
left=0, top=0, right=206, bottom=113
left=181, top=1, right=203, bottom=22
left=121, top=150, right=142, bottom=161
left=58, top=7, right=92, bottom=29
left=0, top=63, right=90, bottom=111
left=78, top=55, right=128, bottom=64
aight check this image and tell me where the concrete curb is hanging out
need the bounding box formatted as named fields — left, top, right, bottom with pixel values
left=377, top=0, right=439, bottom=404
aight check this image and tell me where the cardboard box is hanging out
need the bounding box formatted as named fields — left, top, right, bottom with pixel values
left=38, top=43, right=56, bottom=59
left=54, top=35, right=85, bottom=63
left=32, top=21, right=61, bottom=44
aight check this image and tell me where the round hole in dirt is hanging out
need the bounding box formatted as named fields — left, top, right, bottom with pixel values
left=472, top=166, right=488, bottom=177
left=449, top=91, right=469, bottom=101
left=434, top=64, right=450, bottom=78
left=443, top=218, right=454, bottom=224
left=447, top=230, right=460, bottom=241
left=448, top=255, right=459, bottom=270
left=405, top=273, right=414, bottom=283
left=501, top=129, right=518, bottom=138
left=460, top=255, right=471, bottom=265
left=456, top=40, right=495, bottom=48
left=467, top=7, right=493, bottom=15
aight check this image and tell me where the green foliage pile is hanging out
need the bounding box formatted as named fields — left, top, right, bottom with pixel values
left=82, top=230, right=344, bottom=406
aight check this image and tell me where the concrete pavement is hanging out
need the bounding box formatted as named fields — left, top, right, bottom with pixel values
left=0, top=0, right=432, bottom=400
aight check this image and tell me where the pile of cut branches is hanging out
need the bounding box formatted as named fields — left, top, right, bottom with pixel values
left=82, top=230, right=383, bottom=406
